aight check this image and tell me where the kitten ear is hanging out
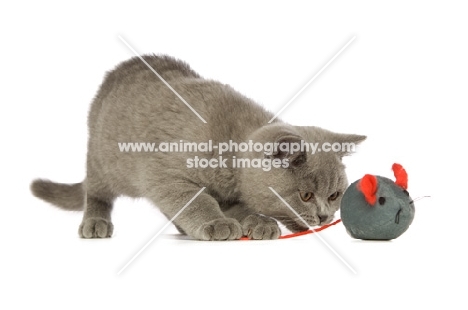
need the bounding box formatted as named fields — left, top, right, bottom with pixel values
left=266, top=134, right=307, bottom=168
left=332, top=133, right=366, bottom=158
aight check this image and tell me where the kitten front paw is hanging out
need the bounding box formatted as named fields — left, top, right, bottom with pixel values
left=198, top=218, right=243, bottom=241
left=79, top=218, right=113, bottom=238
left=241, top=214, right=281, bottom=240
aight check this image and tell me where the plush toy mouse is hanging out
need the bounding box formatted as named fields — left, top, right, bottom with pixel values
left=340, top=163, right=415, bottom=240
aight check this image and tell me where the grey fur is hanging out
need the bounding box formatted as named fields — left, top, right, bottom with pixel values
left=31, top=55, right=365, bottom=240
left=31, top=180, right=84, bottom=210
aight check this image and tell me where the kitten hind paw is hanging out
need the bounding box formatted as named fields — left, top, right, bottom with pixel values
left=79, top=218, right=113, bottom=238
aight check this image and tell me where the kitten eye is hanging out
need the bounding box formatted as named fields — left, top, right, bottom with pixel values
left=328, top=192, right=340, bottom=201
left=300, top=192, right=314, bottom=202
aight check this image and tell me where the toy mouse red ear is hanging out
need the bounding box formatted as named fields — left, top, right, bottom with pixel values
left=392, top=163, right=408, bottom=189
left=358, top=174, right=378, bottom=205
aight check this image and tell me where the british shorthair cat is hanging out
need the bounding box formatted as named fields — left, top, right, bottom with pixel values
left=31, top=55, right=365, bottom=240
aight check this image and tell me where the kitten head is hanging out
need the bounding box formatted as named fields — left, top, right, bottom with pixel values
left=239, top=123, right=366, bottom=232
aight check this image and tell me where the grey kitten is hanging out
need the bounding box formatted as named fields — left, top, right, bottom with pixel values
left=31, top=55, right=365, bottom=240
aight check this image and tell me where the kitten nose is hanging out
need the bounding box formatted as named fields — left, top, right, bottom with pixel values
left=318, top=215, right=328, bottom=224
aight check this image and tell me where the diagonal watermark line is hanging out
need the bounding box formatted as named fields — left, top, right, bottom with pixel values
left=268, top=36, right=356, bottom=123
left=117, top=187, right=206, bottom=275
left=268, top=187, right=357, bottom=274
left=118, top=35, right=207, bottom=123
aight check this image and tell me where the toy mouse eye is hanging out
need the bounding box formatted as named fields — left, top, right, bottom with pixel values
left=378, top=197, right=386, bottom=205
left=403, top=190, right=410, bottom=196
left=300, top=192, right=314, bottom=202
left=329, top=191, right=340, bottom=201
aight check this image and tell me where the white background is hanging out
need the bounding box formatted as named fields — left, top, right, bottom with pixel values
left=1, top=1, right=467, bottom=309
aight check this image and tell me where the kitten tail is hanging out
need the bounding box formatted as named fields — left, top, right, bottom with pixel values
left=30, top=179, right=84, bottom=211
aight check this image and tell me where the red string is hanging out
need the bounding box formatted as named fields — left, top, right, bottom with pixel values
left=239, top=219, right=342, bottom=241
